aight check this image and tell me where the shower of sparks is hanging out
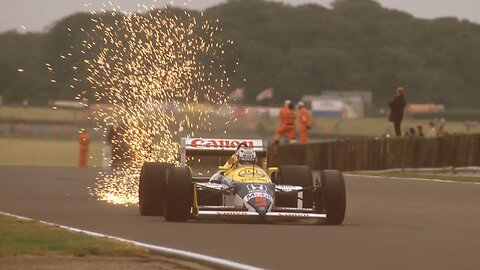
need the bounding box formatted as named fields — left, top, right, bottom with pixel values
left=70, top=2, right=235, bottom=206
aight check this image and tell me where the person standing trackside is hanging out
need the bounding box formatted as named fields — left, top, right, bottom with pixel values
left=388, top=87, right=407, bottom=137
left=277, top=100, right=291, bottom=130
left=417, top=125, right=425, bottom=137
left=283, top=103, right=297, bottom=143
left=274, top=100, right=291, bottom=143
left=78, top=129, right=90, bottom=168
left=426, top=122, right=437, bottom=138
left=297, top=102, right=311, bottom=144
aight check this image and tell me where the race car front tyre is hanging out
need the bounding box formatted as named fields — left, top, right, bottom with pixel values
left=164, top=167, right=193, bottom=222
left=276, top=165, right=313, bottom=208
left=139, top=162, right=173, bottom=216
left=320, top=170, right=346, bottom=225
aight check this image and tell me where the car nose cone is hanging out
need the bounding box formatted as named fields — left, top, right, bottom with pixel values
left=247, top=197, right=271, bottom=216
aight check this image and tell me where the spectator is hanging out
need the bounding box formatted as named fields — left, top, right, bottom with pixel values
left=417, top=125, right=425, bottom=137
left=437, top=125, right=446, bottom=137
left=297, top=102, right=311, bottom=144
left=388, top=87, right=407, bottom=137
left=426, top=122, right=437, bottom=138
left=407, top=127, right=416, bottom=137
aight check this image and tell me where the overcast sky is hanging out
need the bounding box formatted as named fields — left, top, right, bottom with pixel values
left=1, top=0, right=480, bottom=33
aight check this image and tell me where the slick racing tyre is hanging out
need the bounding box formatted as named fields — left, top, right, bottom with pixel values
left=139, top=162, right=173, bottom=216
left=164, top=167, right=193, bottom=222
left=276, top=165, right=313, bottom=208
left=320, top=170, right=346, bottom=225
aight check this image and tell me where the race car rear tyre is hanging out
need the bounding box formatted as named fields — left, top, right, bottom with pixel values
left=320, top=170, right=346, bottom=225
left=139, top=162, right=172, bottom=216
left=164, top=167, right=193, bottom=222
left=277, top=165, right=313, bottom=208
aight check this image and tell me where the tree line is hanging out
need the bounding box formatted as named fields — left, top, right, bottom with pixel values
left=1, top=0, right=480, bottom=109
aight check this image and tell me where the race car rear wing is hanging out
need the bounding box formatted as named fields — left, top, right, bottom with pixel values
left=180, top=138, right=267, bottom=166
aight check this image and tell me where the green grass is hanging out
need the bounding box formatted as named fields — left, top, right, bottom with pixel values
left=352, top=171, right=480, bottom=183
left=0, top=138, right=104, bottom=166
left=0, top=107, right=87, bottom=122
left=2, top=106, right=480, bottom=137
left=0, top=214, right=148, bottom=257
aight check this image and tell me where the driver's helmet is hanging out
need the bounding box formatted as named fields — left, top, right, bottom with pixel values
left=236, top=145, right=256, bottom=165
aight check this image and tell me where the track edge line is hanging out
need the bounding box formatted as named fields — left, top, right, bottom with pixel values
left=0, top=211, right=264, bottom=270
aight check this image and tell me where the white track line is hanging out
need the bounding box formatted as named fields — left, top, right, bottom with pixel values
left=345, top=174, right=480, bottom=185
left=0, top=211, right=263, bottom=270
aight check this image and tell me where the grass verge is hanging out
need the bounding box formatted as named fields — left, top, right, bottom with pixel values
left=0, top=214, right=148, bottom=257
left=0, top=107, right=87, bottom=122
left=351, top=171, right=480, bottom=183
left=3, top=106, right=480, bottom=137
left=0, top=138, right=103, bottom=166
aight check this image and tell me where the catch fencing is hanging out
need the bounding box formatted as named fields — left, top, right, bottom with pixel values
left=267, top=134, right=480, bottom=171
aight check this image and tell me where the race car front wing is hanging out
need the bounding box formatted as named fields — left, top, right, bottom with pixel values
left=193, top=207, right=326, bottom=222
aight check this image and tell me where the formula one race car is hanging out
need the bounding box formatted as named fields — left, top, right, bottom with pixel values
left=139, top=138, right=346, bottom=225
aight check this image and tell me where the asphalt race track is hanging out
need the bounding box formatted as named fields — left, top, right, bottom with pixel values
left=1, top=166, right=479, bottom=270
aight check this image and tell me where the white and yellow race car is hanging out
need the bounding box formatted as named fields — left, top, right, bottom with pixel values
left=139, top=138, right=346, bottom=225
